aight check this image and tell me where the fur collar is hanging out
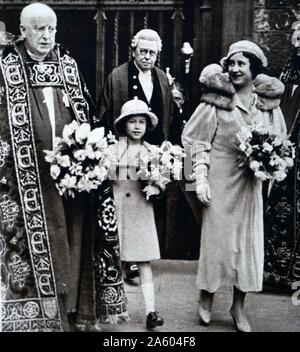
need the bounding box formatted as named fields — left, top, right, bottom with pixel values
left=200, top=72, right=284, bottom=111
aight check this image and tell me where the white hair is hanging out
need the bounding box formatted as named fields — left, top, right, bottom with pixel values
left=131, top=29, right=162, bottom=52
left=20, top=2, right=57, bottom=26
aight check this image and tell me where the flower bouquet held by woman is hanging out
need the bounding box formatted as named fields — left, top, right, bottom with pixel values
left=236, top=124, right=295, bottom=182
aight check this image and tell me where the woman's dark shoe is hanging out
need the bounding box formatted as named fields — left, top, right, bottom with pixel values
left=230, top=308, right=251, bottom=332
left=198, top=305, right=212, bottom=325
left=146, top=312, right=164, bottom=328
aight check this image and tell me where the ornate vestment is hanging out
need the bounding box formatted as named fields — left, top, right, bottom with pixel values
left=0, top=41, right=127, bottom=331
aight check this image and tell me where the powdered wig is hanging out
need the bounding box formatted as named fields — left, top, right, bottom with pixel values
left=131, top=29, right=162, bottom=52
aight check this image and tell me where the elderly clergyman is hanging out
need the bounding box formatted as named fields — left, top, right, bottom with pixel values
left=0, top=2, right=127, bottom=332
left=0, top=2, right=91, bottom=332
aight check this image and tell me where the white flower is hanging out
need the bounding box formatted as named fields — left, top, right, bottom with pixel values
left=262, top=142, right=273, bottom=153
left=86, top=170, right=96, bottom=179
left=87, top=127, right=105, bottom=145
left=285, top=157, right=294, bottom=168
left=74, top=148, right=89, bottom=161
left=161, top=152, right=172, bottom=165
left=150, top=167, right=160, bottom=180
left=269, top=154, right=281, bottom=166
left=62, top=120, right=79, bottom=144
left=56, top=183, right=65, bottom=196
left=249, top=160, right=260, bottom=171
left=94, top=150, right=105, bottom=160
left=69, top=162, right=83, bottom=176
left=76, top=144, right=96, bottom=160
left=173, top=160, right=183, bottom=180
left=107, top=131, right=117, bottom=144
left=274, top=170, right=287, bottom=182
left=282, top=139, right=293, bottom=148
left=57, top=155, right=71, bottom=167
left=50, top=165, right=61, bottom=180
left=171, top=145, right=185, bottom=157
left=277, top=159, right=287, bottom=170
left=75, top=123, right=91, bottom=144
left=44, top=149, right=58, bottom=163
left=93, top=166, right=108, bottom=181
left=78, top=176, right=94, bottom=192
left=60, top=174, right=77, bottom=189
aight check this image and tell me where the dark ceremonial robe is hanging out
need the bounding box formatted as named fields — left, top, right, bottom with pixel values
left=0, top=41, right=93, bottom=331
left=98, top=60, right=172, bottom=145
left=264, top=59, right=300, bottom=288
left=0, top=41, right=127, bottom=331
left=166, top=101, right=202, bottom=259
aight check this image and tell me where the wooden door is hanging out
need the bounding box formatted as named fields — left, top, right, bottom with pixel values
left=190, top=0, right=254, bottom=110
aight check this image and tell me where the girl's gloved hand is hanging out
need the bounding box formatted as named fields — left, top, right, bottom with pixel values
left=142, top=184, right=160, bottom=201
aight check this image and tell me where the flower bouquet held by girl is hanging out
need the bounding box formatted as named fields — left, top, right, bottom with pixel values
left=136, top=140, right=186, bottom=200
left=236, top=124, right=295, bottom=182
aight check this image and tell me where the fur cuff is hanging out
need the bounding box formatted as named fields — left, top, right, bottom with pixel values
left=256, top=97, right=281, bottom=111
left=254, top=74, right=284, bottom=111
left=253, top=74, right=285, bottom=98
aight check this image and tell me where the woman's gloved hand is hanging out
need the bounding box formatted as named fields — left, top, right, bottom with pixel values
left=196, top=183, right=212, bottom=206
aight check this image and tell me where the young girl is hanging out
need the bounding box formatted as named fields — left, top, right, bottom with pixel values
left=107, top=98, right=164, bottom=329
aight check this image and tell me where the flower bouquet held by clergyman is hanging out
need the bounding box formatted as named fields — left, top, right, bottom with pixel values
left=44, top=120, right=117, bottom=197
left=236, top=124, right=295, bottom=182
left=136, top=140, right=186, bottom=200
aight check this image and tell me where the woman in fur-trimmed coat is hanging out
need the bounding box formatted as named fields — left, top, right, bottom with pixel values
left=182, top=41, right=287, bottom=332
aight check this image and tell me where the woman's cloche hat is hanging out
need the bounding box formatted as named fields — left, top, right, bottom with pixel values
left=114, top=97, right=158, bottom=131
left=220, top=40, right=268, bottom=68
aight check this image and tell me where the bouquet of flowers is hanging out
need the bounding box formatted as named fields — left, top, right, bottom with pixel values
left=44, top=121, right=117, bottom=197
left=236, top=124, right=295, bottom=182
left=136, top=141, right=186, bottom=194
